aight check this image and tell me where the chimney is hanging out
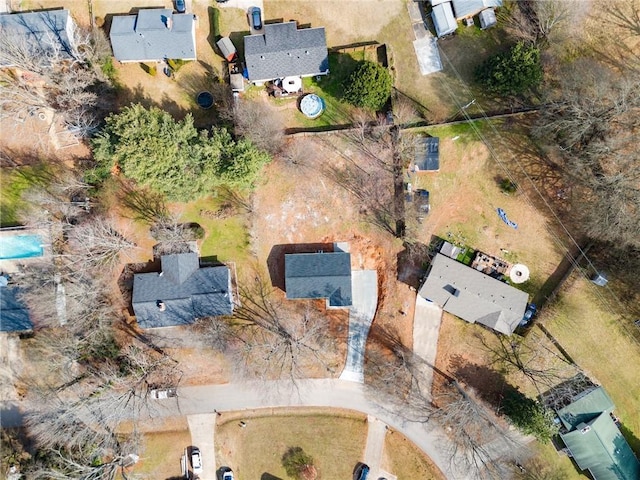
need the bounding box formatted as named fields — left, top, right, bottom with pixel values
left=166, top=17, right=173, bottom=30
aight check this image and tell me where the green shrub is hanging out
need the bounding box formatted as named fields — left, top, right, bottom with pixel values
left=343, top=60, right=393, bottom=111
left=167, top=59, right=187, bottom=72
left=101, top=57, right=117, bottom=81
left=499, top=178, right=518, bottom=194
left=282, top=446, right=315, bottom=480
left=475, top=41, right=542, bottom=95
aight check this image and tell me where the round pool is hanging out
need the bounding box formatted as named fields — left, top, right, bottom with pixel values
left=299, top=94, right=325, bottom=119
left=196, top=91, right=214, bottom=109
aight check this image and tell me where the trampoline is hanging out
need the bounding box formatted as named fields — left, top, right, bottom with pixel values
left=196, top=91, right=214, bottom=109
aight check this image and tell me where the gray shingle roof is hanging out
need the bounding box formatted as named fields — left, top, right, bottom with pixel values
left=0, top=9, right=75, bottom=66
left=450, top=0, right=503, bottom=19
left=132, top=253, right=232, bottom=329
left=285, top=252, right=352, bottom=307
left=244, top=22, right=329, bottom=82
left=0, top=285, right=33, bottom=332
left=109, top=9, right=196, bottom=62
left=415, top=137, right=440, bottom=171
left=431, top=2, right=457, bottom=37
left=418, top=253, right=528, bottom=334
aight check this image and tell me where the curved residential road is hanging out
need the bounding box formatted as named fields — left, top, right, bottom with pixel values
left=150, top=379, right=467, bottom=480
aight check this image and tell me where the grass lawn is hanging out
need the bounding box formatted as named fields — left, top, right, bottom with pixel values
left=215, top=409, right=368, bottom=480
left=277, top=50, right=376, bottom=129
left=383, top=429, right=445, bottom=480
left=133, top=429, right=192, bottom=479
left=0, top=165, right=54, bottom=227
left=178, top=196, right=251, bottom=266
left=542, top=275, right=640, bottom=452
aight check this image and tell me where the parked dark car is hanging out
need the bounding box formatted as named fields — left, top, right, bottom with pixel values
left=175, top=0, right=186, bottom=13
left=250, top=7, right=262, bottom=30
left=355, top=464, right=370, bottom=480
left=520, top=303, right=537, bottom=327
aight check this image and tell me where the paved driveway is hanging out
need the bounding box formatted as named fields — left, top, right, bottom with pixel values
left=340, top=270, right=378, bottom=383
left=412, top=295, right=443, bottom=400
left=187, top=414, right=217, bottom=480
left=215, top=0, right=264, bottom=35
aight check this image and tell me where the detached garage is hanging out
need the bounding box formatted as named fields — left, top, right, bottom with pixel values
left=431, top=0, right=457, bottom=37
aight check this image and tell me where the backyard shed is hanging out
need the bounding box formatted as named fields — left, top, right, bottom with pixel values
left=216, top=36, right=237, bottom=62
left=414, top=136, right=440, bottom=171
left=431, top=1, right=457, bottom=37
left=478, top=8, right=497, bottom=29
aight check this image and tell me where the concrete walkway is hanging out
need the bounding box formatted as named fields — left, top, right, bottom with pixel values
left=412, top=296, right=443, bottom=400
left=340, top=270, right=378, bottom=383
left=363, top=415, right=389, bottom=479
left=187, top=414, right=217, bottom=480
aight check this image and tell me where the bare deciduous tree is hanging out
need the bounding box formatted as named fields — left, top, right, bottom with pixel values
left=66, top=216, right=137, bottom=269
left=229, top=275, right=339, bottom=381
left=534, top=58, right=640, bottom=247
left=476, top=331, right=580, bottom=395
left=0, top=25, right=113, bottom=137
left=233, top=98, right=285, bottom=154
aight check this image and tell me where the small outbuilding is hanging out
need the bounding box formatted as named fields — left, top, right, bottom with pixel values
left=478, top=8, right=497, bottom=29
left=216, top=37, right=237, bottom=62
left=414, top=136, right=440, bottom=172
left=430, top=1, right=457, bottom=37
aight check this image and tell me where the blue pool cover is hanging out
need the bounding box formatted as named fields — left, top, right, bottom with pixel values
left=0, top=234, right=44, bottom=260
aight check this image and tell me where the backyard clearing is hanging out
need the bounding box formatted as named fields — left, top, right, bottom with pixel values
left=215, top=408, right=368, bottom=479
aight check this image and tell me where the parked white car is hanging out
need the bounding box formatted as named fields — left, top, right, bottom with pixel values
left=191, top=448, right=202, bottom=475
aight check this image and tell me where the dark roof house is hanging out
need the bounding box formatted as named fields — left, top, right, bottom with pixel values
left=244, top=22, right=329, bottom=83
left=285, top=251, right=352, bottom=307
left=0, top=283, right=33, bottom=333
left=132, top=253, right=233, bottom=329
left=414, top=136, right=440, bottom=172
left=555, top=386, right=640, bottom=480
left=0, top=9, right=76, bottom=67
left=418, top=253, right=527, bottom=334
left=109, top=9, right=197, bottom=63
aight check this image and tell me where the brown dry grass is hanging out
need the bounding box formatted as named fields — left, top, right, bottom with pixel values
left=382, top=428, right=446, bottom=480
left=215, top=408, right=368, bottom=480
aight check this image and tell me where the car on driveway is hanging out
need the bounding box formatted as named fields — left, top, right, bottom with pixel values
left=175, top=0, right=186, bottom=13
left=249, top=7, right=262, bottom=30
left=191, top=448, right=202, bottom=475
left=355, top=464, right=370, bottom=480
left=222, top=468, right=234, bottom=480
left=520, top=303, right=537, bottom=327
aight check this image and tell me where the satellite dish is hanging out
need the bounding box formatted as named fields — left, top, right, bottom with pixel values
left=510, top=264, right=530, bottom=283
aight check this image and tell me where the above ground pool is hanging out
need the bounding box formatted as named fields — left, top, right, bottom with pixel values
left=0, top=234, right=44, bottom=260
left=300, top=94, right=325, bottom=119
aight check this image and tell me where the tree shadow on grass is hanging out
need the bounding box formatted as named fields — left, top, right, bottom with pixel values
left=310, top=53, right=360, bottom=102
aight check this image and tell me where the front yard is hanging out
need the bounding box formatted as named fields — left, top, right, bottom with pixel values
left=215, top=408, right=368, bottom=480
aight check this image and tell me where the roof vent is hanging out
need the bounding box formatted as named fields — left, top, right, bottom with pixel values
left=156, top=300, right=166, bottom=311
left=579, top=425, right=591, bottom=434
left=166, top=17, right=173, bottom=30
